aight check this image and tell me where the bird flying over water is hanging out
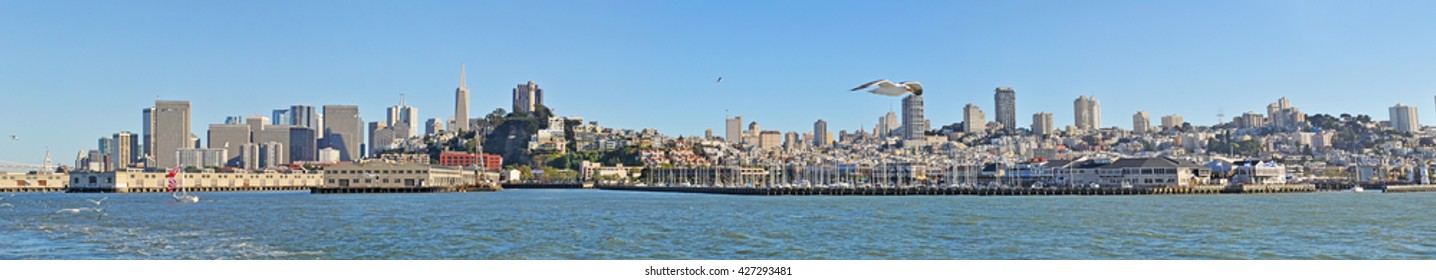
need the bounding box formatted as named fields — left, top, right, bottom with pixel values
left=851, top=80, right=923, bottom=96
left=87, top=197, right=108, bottom=206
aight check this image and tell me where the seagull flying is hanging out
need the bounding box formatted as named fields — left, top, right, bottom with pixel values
left=9, top=135, right=17, bottom=141
left=850, top=80, right=923, bottom=97
left=87, top=197, right=108, bottom=206
left=716, top=77, right=723, bottom=83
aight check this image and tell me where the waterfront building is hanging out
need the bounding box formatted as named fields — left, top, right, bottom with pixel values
left=437, top=152, right=502, bottom=170
left=512, top=81, right=544, bottom=115
left=454, top=64, right=470, bottom=132
left=1161, top=114, right=1184, bottom=131
left=1073, top=96, right=1101, bottom=131
left=320, top=161, right=476, bottom=189
left=151, top=100, right=191, bottom=169
left=1390, top=103, right=1420, bottom=133
left=0, top=172, right=68, bottom=191
left=1032, top=112, right=1054, bottom=136
left=322, top=105, right=361, bottom=161
left=814, top=119, right=831, bottom=147
left=67, top=170, right=322, bottom=193
left=994, top=87, right=1016, bottom=132
left=1133, top=111, right=1151, bottom=134
left=1048, top=157, right=1210, bottom=188
left=110, top=131, right=139, bottom=170
left=963, top=103, right=986, bottom=134
left=902, top=94, right=928, bottom=140
left=725, top=116, right=742, bottom=144
left=207, top=124, right=250, bottom=167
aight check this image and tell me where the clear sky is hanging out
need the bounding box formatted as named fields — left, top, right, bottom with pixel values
left=3, top=0, right=1436, bottom=164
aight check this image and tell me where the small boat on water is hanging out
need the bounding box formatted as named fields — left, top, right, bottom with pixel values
left=165, top=166, right=200, bottom=203
left=1352, top=186, right=1365, bottom=193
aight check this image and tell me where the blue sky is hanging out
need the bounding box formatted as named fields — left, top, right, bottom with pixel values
left=3, top=0, right=1436, bottom=164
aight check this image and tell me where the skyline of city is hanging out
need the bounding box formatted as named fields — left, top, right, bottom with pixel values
left=6, top=1, right=1436, bottom=163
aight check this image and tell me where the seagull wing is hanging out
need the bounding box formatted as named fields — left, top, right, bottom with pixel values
left=900, top=81, right=924, bottom=95
left=851, top=79, right=891, bottom=91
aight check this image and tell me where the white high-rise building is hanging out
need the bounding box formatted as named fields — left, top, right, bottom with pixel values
left=1390, top=103, right=1420, bottom=133
left=902, top=94, right=927, bottom=140
left=963, top=103, right=986, bottom=134
left=1132, top=111, right=1151, bottom=134
left=1073, top=96, right=1102, bottom=131
left=454, top=64, right=470, bottom=132
left=386, top=95, right=419, bottom=139
left=877, top=111, right=899, bottom=137
left=1161, top=115, right=1184, bottom=131
left=513, top=81, right=544, bottom=115
left=1032, top=112, right=1054, bottom=136
left=725, top=116, right=742, bottom=144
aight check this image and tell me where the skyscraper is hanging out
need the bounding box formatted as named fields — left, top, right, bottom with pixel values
left=725, top=116, right=743, bottom=144
left=426, top=118, right=444, bottom=136
left=964, top=103, right=987, bottom=134
left=271, top=109, right=289, bottom=125
left=368, top=121, right=390, bottom=156
left=902, top=94, right=927, bottom=140
left=1132, top=111, right=1151, bottom=134
left=141, top=107, right=154, bottom=166
left=289, top=104, right=321, bottom=152
left=876, top=111, right=899, bottom=137
left=1073, top=96, right=1101, bottom=131
left=111, top=131, right=138, bottom=170
left=454, top=64, right=470, bottom=132
left=207, top=124, right=250, bottom=167
left=1032, top=112, right=1054, bottom=136
left=994, top=87, right=1016, bottom=132
left=152, top=100, right=191, bottom=169
left=813, top=119, right=830, bottom=147
left=513, top=81, right=544, bottom=115
left=1390, top=103, right=1420, bottom=133
left=245, top=115, right=268, bottom=142
left=322, top=105, right=361, bottom=161
left=386, top=95, right=419, bottom=138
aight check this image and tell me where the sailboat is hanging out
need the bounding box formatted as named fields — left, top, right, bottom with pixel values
left=166, top=166, right=200, bottom=203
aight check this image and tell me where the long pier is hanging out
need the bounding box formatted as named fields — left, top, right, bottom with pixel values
left=502, top=183, right=586, bottom=189
left=597, top=184, right=1317, bottom=196
left=0, top=187, right=65, bottom=193
left=68, top=186, right=310, bottom=193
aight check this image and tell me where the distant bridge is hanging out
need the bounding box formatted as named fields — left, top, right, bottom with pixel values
left=0, top=160, right=46, bottom=172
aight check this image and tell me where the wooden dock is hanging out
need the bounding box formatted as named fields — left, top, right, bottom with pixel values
left=0, top=187, right=65, bottom=193
left=309, top=186, right=459, bottom=194
left=597, top=184, right=1317, bottom=196
left=67, top=186, right=310, bottom=193
left=502, top=183, right=585, bottom=189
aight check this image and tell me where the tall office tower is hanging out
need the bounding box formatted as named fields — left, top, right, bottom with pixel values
left=289, top=105, right=321, bottom=147
left=426, top=118, right=444, bottom=135
left=1132, top=111, right=1151, bottom=134
left=1161, top=115, right=1184, bottom=131
left=271, top=109, right=289, bottom=125
left=454, top=64, right=470, bottom=132
left=1073, top=96, right=1102, bottom=131
left=110, top=131, right=138, bottom=169
left=386, top=96, right=419, bottom=138
left=322, top=105, right=361, bottom=161
left=207, top=124, right=250, bottom=167
left=902, top=94, right=927, bottom=140
left=813, top=119, right=830, bottom=147
left=964, top=103, right=987, bottom=134
left=256, top=125, right=315, bottom=164
left=725, top=116, right=743, bottom=144
left=1032, top=112, right=1054, bottom=136
left=152, top=100, right=191, bottom=169
left=512, top=81, right=544, bottom=115
left=1390, top=103, right=1420, bottom=133
left=994, top=87, right=1016, bottom=132
left=245, top=115, right=268, bottom=142
left=141, top=107, right=154, bottom=166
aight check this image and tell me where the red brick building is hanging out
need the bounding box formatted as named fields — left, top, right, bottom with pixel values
left=438, top=153, right=503, bottom=171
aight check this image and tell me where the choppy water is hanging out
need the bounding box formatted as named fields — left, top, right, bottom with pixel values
left=1, top=190, right=1434, bottom=259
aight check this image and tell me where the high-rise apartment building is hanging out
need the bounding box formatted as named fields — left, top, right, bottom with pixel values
left=902, top=94, right=927, bottom=140
left=1390, top=103, right=1420, bottom=133
left=964, top=103, right=986, bottom=134
left=1032, top=112, right=1054, bottom=136
left=725, top=116, right=743, bottom=144
left=994, top=87, right=1016, bottom=132
left=1133, top=111, right=1151, bottom=134
left=813, top=119, right=830, bottom=147
left=513, top=81, right=544, bottom=115
left=1073, top=96, right=1102, bottom=131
